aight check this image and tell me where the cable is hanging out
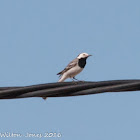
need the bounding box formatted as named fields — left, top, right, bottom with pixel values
left=0, top=79, right=140, bottom=99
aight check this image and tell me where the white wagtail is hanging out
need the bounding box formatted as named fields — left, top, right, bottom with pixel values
left=57, top=53, right=92, bottom=82
left=42, top=53, right=91, bottom=100
left=42, top=53, right=92, bottom=99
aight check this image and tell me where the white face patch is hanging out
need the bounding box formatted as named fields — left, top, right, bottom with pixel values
left=77, top=53, right=89, bottom=59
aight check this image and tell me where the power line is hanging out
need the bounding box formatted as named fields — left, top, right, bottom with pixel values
left=0, top=80, right=140, bottom=99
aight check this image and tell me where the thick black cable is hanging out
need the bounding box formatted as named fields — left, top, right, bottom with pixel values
left=0, top=79, right=140, bottom=99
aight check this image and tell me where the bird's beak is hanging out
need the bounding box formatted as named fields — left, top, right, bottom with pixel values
left=88, top=54, right=92, bottom=57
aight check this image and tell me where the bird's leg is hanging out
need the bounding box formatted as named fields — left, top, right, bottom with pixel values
left=71, top=77, right=84, bottom=83
left=73, top=77, right=85, bottom=82
left=73, top=77, right=79, bottom=81
left=71, top=78, right=75, bottom=82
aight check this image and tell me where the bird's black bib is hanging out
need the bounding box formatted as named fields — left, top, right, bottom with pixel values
left=78, top=58, right=87, bottom=68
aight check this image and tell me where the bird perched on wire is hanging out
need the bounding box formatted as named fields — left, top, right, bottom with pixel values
left=57, top=53, right=92, bottom=82
left=42, top=52, right=91, bottom=100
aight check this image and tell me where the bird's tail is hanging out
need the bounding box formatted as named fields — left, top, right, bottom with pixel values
left=58, top=75, right=67, bottom=82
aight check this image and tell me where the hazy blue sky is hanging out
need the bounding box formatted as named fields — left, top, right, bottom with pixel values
left=0, top=0, right=140, bottom=139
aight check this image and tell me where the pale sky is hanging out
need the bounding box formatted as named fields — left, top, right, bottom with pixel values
left=0, top=0, right=140, bottom=139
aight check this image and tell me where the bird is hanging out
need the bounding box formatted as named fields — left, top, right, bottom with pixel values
left=57, top=53, right=92, bottom=82
left=42, top=52, right=91, bottom=100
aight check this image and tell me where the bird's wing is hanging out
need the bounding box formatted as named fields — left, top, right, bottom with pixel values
left=57, top=58, right=78, bottom=75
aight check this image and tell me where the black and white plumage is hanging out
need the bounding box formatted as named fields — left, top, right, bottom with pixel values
left=57, top=53, right=92, bottom=82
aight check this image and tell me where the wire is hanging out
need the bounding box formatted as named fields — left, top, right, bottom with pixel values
left=0, top=79, right=140, bottom=99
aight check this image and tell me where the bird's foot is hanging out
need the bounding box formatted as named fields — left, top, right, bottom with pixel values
left=78, top=80, right=85, bottom=82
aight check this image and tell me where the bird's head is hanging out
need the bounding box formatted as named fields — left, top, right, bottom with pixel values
left=77, top=53, right=92, bottom=59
